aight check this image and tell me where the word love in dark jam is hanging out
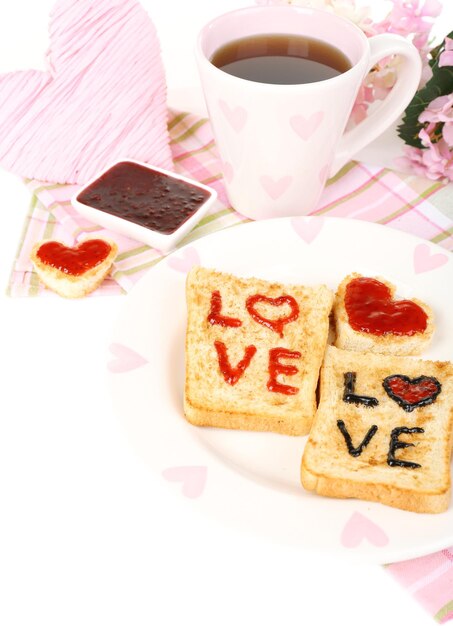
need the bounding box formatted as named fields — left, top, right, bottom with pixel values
left=338, top=371, right=442, bottom=470
left=77, top=161, right=211, bottom=234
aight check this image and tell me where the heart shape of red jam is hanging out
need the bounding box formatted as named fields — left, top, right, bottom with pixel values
left=36, top=239, right=112, bottom=276
left=246, top=294, right=299, bottom=337
left=383, top=374, right=441, bottom=412
left=344, top=277, right=427, bottom=336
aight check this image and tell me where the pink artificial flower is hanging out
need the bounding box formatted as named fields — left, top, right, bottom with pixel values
left=372, top=0, right=442, bottom=50
left=419, top=94, right=453, bottom=124
left=439, top=37, right=453, bottom=68
left=443, top=124, right=453, bottom=147
left=400, top=127, right=453, bottom=182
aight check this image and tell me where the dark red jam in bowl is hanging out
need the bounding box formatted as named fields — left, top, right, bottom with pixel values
left=77, top=161, right=211, bottom=235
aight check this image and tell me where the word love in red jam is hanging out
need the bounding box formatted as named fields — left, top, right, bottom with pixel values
left=344, top=276, right=428, bottom=336
left=208, top=291, right=300, bottom=336
left=208, top=290, right=302, bottom=395
left=77, top=161, right=211, bottom=235
left=36, top=239, right=112, bottom=276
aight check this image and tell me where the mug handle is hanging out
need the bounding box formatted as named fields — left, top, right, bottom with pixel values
left=330, top=34, right=422, bottom=177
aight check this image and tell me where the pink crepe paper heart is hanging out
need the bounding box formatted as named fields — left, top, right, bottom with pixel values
left=0, top=0, right=172, bottom=184
left=413, top=243, right=449, bottom=274
left=291, top=217, right=324, bottom=243
left=162, top=466, right=207, bottom=499
left=108, top=343, right=148, bottom=373
left=341, top=512, right=389, bottom=548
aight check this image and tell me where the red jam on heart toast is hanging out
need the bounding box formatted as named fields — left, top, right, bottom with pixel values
left=344, top=276, right=428, bottom=336
left=36, top=239, right=112, bottom=276
left=334, top=273, right=433, bottom=355
left=30, top=238, right=118, bottom=298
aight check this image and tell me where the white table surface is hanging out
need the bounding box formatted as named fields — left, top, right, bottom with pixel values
left=1, top=2, right=451, bottom=625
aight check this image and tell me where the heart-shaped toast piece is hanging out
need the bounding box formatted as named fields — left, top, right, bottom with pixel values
left=333, top=273, right=433, bottom=356
left=31, top=238, right=118, bottom=298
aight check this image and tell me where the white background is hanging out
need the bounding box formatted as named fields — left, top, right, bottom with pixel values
left=0, top=1, right=452, bottom=625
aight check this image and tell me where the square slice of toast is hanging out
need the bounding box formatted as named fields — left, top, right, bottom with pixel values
left=333, top=273, right=434, bottom=356
left=184, top=267, right=334, bottom=436
left=301, top=346, right=453, bottom=513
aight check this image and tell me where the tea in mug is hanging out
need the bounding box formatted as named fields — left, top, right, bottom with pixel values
left=210, top=33, right=352, bottom=85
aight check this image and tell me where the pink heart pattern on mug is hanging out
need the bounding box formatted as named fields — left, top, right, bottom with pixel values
left=290, top=111, right=324, bottom=141
left=162, top=466, right=207, bottom=498
left=341, top=512, right=389, bottom=548
left=222, top=161, right=234, bottom=184
left=413, top=243, right=449, bottom=274
left=260, top=174, right=293, bottom=200
left=218, top=100, right=248, bottom=132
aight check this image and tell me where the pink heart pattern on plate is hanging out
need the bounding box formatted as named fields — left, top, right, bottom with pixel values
left=167, top=247, right=200, bottom=273
left=108, top=343, right=148, bottom=373
left=0, top=0, right=172, bottom=184
left=162, top=466, right=207, bottom=499
left=291, top=217, right=324, bottom=243
left=413, top=243, right=449, bottom=274
left=341, top=512, right=389, bottom=548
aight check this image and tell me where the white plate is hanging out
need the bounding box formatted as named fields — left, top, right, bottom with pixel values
left=109, top=216, right=453, bottom=563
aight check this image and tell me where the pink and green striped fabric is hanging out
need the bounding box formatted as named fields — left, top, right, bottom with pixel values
left=6, top=109, right=453, bottom=622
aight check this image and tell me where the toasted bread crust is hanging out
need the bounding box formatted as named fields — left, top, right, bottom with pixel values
left=30, top=238, right=118, bottom=298
left=333, top=273, right=434, bottom=356
left=301, top=346, right=453, bottom=513
left=184, top=267, right=334, bottom=436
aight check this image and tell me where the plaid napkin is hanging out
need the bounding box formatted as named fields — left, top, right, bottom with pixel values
left=7, top=109, right=453, bottom=296
left=6, top=109, right=453, bottom=622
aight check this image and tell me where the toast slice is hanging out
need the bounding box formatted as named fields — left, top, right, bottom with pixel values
left=184, top=267, right=334, bottom=436
left=30, top=237, right=117, bottom=298
left=333, top=273, right=434, bottom=355
left=301, top=346, right=453, bottom=513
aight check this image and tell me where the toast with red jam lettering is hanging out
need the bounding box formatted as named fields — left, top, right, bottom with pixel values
left=184, top=266, right=334, bottom=436
left=333, top=273, right=434, bottom=356
left=301, top=346, right=453, bottom=513
left=30, top=237, right=118, bottom=298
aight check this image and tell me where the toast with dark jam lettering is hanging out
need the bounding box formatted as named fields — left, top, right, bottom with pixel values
left=301, top=346, right=453, bottom=513
left=333, top=273, right=434, bottom=355
left=184, top=266, right=334, bottom=435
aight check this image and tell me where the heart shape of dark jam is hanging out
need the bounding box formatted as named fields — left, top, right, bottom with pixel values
left=383, top=374, right=441, bottom=412
left=36, top=239, right=111, bottom=276
left=246, top=294, right=299, bottom=337
left=344, top=277, right=427, bottom=336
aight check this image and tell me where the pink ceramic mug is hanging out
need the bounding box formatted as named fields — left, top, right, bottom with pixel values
left=196, top=6, right=421, bottom=219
